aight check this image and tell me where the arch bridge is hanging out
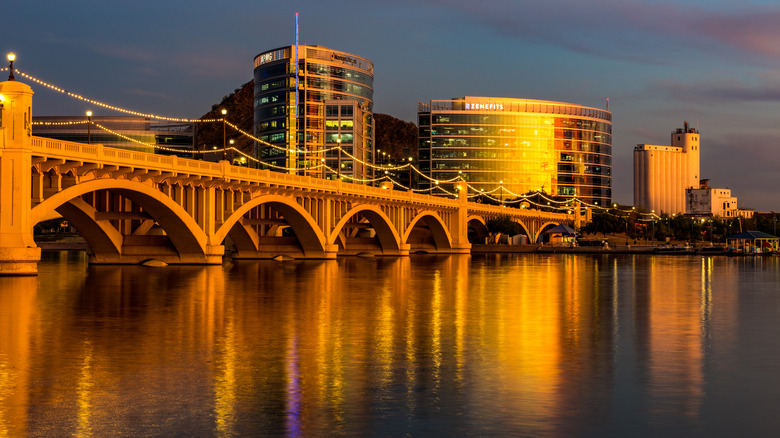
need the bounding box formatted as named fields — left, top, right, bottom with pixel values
left=0, top=79, right=587, bottom=275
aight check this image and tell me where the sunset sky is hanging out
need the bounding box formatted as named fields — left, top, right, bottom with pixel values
left=5, top=0, right=780, bottom=209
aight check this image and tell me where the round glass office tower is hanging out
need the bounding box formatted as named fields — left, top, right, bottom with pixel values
left=417, top=97, right=612, bottom=205
left=254, top=45, right=374, bottom=181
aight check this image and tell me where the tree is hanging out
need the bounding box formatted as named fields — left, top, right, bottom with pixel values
left=486, top=215, right=521, bottom=244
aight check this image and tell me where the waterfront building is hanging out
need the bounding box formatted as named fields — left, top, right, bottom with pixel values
left=254, top=45, right=374, bottom=182
left=417, top=97, right=613, bottom=205
left=33, top=116, right=193, bottom=155
left=633, top=122, right=700, bottom=214
left=685, top=179, right=739, bottom=218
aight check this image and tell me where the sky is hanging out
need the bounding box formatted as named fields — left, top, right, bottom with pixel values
left=4, top=0, right=780, bottom=210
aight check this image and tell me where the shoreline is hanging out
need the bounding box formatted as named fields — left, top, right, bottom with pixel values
left=470, top=244, right=727, bottom=255
left=37, top=240, right=730, bottom=256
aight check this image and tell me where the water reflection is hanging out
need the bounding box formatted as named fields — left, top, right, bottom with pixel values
left=2, top=253, right=780, bottom=436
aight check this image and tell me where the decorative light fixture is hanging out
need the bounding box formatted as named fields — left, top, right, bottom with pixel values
left=86, top=111, right=92, bottom=144
left=7, top=53, right=15, bottom=81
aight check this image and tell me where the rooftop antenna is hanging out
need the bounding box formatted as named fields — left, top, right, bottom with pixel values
left=606, top=97, right=609, bottom=111
left=295, top=12, right=299, bottom=122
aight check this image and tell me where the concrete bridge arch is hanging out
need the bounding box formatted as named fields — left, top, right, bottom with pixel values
left=218, top=194, right=332, bottom=259
left=404, top=211, right=453, bottom=253
left=30, top=179, right=221, bottom=264
left=330, top=205, right=402, bottom=256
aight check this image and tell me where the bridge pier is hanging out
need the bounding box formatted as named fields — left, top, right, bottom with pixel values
left=0, top=79, right=41, bottom=275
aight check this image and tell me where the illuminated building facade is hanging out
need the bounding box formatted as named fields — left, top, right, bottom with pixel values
left=634, top=122, right=700, bottom=214
left=253, top=45, right=374, bottom=181
left=417, top=97, right=612, bottom=205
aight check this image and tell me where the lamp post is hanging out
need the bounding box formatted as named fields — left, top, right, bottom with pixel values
left=228, top=139, right=234, bottom=164
left=86, top=111, right=92, bottom=144
left=408, top=157, right=413, bottom=190
left=221, top=109, right=227, bottom=161
left=651, top=210, right=655, bottom=246
left=499, top=181, right=504, bottom=206
left=7, top=53, right=15, bottom=81
left=336, top=136, right=341, bottom=180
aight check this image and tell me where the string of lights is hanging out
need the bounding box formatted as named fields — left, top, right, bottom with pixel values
left=13, top=68, right=667, bottom=215
left=84, top=122, right=657, bottom=211
left=32, top=120, right=89, bottom=126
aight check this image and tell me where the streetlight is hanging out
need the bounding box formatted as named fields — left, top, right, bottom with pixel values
left=221, top=109, right=227, bottom=161
left=651, top=210, right=655, bottom=246
left=86, top=111, right=92, bottom=144
left=408, top=157, right=413, bottom=190
left=499, top=181, right=504, bottom=205
left=228, top=139, right=234, bottom=164
left=336, top=136, right=341, bottom=180
left=7, top=53, right=15, bottom=81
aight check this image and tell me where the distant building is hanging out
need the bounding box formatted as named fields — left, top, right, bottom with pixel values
left=253, top=45, right=374, bottom=182
left=634, top=122, right=700, bottom=214
left=417, top=97, right=613, bottom=206
left=33, top=116, right=193, bottom=155
left=685, top=179, right=739, bottom=218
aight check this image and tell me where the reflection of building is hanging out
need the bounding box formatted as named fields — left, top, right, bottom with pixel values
left=685, top=179, right=739, bottom=218
left=253, top=45, right=374, bottom=182
left=634, top=122, right=700, bottom=214
left=32, top=116, right=194, bottom=154
left=417, top=97, right=612, bottom=205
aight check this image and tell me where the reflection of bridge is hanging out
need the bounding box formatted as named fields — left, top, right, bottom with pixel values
left=0, top=79, right=587, bottom=275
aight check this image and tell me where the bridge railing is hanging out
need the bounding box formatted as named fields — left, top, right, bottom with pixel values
left=29, top=136, right=464, bottom=208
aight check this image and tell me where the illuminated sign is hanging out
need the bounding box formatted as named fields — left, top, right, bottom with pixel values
left=331, top=53, right=358, bottom=65
left=465, top=103, right=504, bottom=111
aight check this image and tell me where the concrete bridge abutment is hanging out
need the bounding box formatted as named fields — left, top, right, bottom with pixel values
left=0, top=79, right=41, bottom=275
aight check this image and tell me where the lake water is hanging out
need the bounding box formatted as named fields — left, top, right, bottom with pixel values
left=1, top=251, right=780, bottom=437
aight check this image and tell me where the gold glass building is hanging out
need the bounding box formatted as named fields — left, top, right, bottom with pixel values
left=254, top=45, right=374, bottom=181
left=417, top=97, right=612, bottom=205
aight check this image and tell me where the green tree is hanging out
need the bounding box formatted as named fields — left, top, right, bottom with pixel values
left=486, top=215, right=521, bottom=244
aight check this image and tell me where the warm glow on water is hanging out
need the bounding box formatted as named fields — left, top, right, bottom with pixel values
left=2, top=252, right=780, bottom=436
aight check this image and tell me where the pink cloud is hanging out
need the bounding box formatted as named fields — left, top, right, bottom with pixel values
left=415, top=0, right=780, bottom=65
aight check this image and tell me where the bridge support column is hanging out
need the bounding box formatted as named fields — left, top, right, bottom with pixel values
left=451, top=181, right=472, bottom=254
left=0, top=80, right=40, bottom=275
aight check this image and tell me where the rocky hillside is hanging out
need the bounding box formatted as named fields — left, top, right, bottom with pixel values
left=197, top=81, right=254, bottom=157
left=374, top=113, right=418, bottom=161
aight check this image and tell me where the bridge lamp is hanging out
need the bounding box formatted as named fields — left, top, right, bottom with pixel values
left=407, top=157, right=413, bottom=189
left=7, top=53, right=15, bottom=81
left=336, top=137, right=341, bottom=180
left=221, top=109, right=227, bottom=161
left=86, top=111, right=92, bottom=144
